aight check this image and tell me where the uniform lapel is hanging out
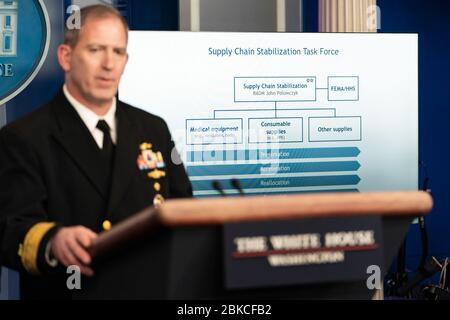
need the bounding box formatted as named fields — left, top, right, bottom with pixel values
left=50, top=91, right=107, bottom=199
left=107, top=102, right=141, bottom=213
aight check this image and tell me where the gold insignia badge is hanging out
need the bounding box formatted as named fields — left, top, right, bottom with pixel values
left=137, top=143, right=167, bottom=203
left=148, top=169, right=166, bottom=180
left=140, top=143, right=152, bottom=151
left=102, top=220, right=112, bottom=231
left=137, top=142, right=166, bottom=171
left=153, top=194, right=165, bottom=206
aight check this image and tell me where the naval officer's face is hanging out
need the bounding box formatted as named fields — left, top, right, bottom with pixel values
left=59, top=16, right=128, bottom=112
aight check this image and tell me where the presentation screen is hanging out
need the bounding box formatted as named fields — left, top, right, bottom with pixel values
left=119, top=32, right=418, bottom=198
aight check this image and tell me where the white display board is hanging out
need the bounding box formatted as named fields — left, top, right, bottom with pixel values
left=120, top=32, right=418, bottom=197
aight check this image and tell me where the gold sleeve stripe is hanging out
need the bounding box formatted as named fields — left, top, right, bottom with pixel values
left=20, top=222, right=56, bottom=275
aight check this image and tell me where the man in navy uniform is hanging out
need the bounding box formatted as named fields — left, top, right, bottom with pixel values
left=0, top=5, right=192, bottom=299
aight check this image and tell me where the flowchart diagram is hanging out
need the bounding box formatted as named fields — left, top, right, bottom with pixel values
left=120, top=31, right=418, bottom=197
left=185, top=75, right=362, bottom=197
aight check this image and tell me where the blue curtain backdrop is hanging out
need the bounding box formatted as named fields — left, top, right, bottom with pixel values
left=302, top=0, right=318, bottom=32
left=125, top=0, right=178, bottom=30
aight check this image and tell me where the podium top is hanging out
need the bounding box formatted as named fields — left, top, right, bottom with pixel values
left=88, top=191, right=433, bottom=259
left=158, top=191, right=433, bottom=226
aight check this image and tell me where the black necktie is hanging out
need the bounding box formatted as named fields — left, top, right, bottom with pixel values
left=96, top=120, right=115, bottom=197
left=96, top=120, right=113, bottom=159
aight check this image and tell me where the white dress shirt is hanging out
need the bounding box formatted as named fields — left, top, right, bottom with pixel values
left=63, top=84, right=117, bottom=149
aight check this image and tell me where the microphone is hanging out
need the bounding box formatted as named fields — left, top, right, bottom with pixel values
left=418, top=161, right=430, bottom=270
left=231, top=178, right=245, bottom=196
left=212, top=180, right=226, bottom=197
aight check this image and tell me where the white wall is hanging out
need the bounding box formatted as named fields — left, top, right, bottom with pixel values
left=180, top=0, right=303, bottom=32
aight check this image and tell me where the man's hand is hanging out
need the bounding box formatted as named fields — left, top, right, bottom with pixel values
left=51, top=226, right=97, bottom=276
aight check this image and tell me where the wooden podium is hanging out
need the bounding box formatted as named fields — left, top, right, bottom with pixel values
left=78, top=191, right=432, bottom=300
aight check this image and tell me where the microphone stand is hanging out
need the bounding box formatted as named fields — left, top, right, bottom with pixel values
left=231, top=178, right=245, bottom=196
left=391, top=161, right=433, bottom=298
left=213, top=179, right=246, bottom=197
left=212, top=180, right=227, bottom=197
